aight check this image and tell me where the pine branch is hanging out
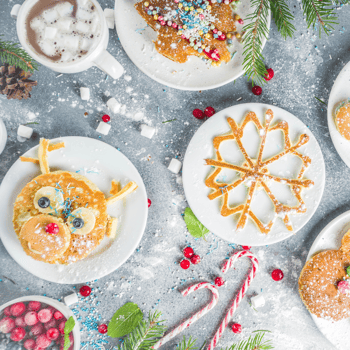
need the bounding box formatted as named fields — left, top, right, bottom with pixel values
left=221, top=330, right=273, bottom=350
left=178, top=336, right=198, bottom=350
left=117, top=311, right=166, bottom=350
left=269, top=0, right=295, bottom=39
left=301, top=0, right=338, bottom=36
left=242, top=0, right=270, bottom=86
left=0, top=35, right=39, bottom=73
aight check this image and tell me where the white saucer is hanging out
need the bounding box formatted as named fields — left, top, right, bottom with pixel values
left=182, top=103, right=325, bottom=246
left=114, top=0, right=270, bottom=91
left=328, top=61, right=350, bottom=168
left=306, top=210, right=350, bottom=350
left=0, top=137, right=148, bottom=284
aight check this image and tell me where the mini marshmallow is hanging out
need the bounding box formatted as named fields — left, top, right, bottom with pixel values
left=44, top=27, right=58, bottom=39
left=76, top=21, right=90, bottom=33
left=64, top=292, right=79, bottom=306
left=251, top=294, right=265, bottom=309
left=80, top=87, right=90, bottom=101
left=141, top=124, right=155, bottom=139
left=11, top=4, right=21, bottom=19
left=96, top=121, right=111, bottom=135
left=168, top=158, right=182, bottom=174
left=104, top=8, right=115, bottom=18
left=107, top=98, right=121, bottom=114
left=56, top=18, right=71, bottom=31
left=17, top=125, right=33, bottom=140
left=106, top=16, right=115, bottom=29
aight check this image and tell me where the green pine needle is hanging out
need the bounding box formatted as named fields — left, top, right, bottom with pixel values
left=178, top=336, right=198, bottom=350
left=269, top=0, right=295, bottom=39
left=221, top=330, right=273, bottom=350
left=0, top=35, right=39, bottom=73
left=117, top=311, right=166, bottom=350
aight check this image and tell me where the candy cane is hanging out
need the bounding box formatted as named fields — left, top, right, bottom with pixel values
left=152, top=282, right=219, bottom=349
left=207, top=250, right=259, bottom=350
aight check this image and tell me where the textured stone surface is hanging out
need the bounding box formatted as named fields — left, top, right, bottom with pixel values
left=1, top=0, right=350, bottom=348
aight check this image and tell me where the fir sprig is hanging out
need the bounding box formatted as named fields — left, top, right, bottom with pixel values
left=222, top=330, right=273, bottom=350
left=242, top=0, right=270, bottom=85
left=269, top=0, right=295, bottom=39
left=177, top=336, right=206, bottom=350
left=117, top=311, right=166, bottom=350
left=0, top=35, right=38, bottom=73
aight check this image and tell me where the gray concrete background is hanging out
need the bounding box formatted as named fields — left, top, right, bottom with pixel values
left=1, top=0, right=349, bottom=348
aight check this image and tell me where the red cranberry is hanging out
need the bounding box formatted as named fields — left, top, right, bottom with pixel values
left=102, top=114, right=110, bottom=123
left=148, top=198, right=152, bottom=208
left=46, top=328, right=60, bottom=340
left=180, top=259, right=190, bottom=269
left=264, top=68, right=274, bottom=81
left=0, top=317, right=15, bottom=333
left=45, top=223, right=59, bottom=234
left=10, top=302, right=26, bottom=317
left=58, top=321, right=65, bottom=335
left=204, top=106, right=215, bottom=118
left=25, top=311, right=39, bottom=326
left=190, top=254, right=201, bottom=264
left=192, top=109, right=205, bottom=119
left=241, top=245, right=251, bottom=250
left=252, top=86, right=262, bottom=96
left=24, top=339, right=36, bottom=350
left=38, top=309, right=52, bottom=323
left=231, top=323, right=242, bottom=334
left=53, top=311, right=64, bottom=321
left=214, top=277, right=225, bottom=287
left=3, top=307, right=12, bottom=316
left=36, top=334, right=51, bottom=348
left=238, top=18, right=244, bottom=24
left=80, top=285, right=92, bottom=297
left=28, top=302, right=41, bottom=312
left=183, top=247, right=194, bottom=259
left=10, top=327, right=26, bottom=341
left=271, top=269, right=284, bottom=281
left=98, top=324, right=108, bottom=334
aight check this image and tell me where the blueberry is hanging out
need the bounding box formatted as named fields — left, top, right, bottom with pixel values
left=72, top=217, right=84, bottom=229
left=38, top=196, right=50, bottom=208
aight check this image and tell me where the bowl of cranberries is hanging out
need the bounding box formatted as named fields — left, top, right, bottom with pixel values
left=0, top=296, right=80, bottom=350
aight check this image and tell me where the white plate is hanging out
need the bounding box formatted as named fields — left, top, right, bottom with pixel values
left=183, top=103, right=325, bottom=246
left=0, top=137, right=148, bottom=284
left=115, top=0, right=270, bottom=91
left=328, top=61, right=350, bottom=168
left=306, top=210, right=350, bottom=350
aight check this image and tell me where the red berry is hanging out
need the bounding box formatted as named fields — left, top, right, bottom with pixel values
left=183, top=247, right=194, bottom=259
left=338, top=280, right=350, bottom=294
left=231, top=323, right=242, bottom=334
left=53, top=311, right=64, bottom=321
left=30, top=323, right=44, bottom=336
left=98, top=324, right=108, bottom=334
left=10, top=302, right=26, bottom=317
left=24, top=339, right=36, bottom=350
left=271, top=269, right=284, bottom=281
left=148, top=198, right=152, bottom=208
left=15, top=316, right=27, bottom=327
left=46, top=327, right=60, bottom=340
left=58, top=321, right=65, bottom=335
left=264, top=68, right=274, bottom=81
left=25, top=311, right=39, bottom=326
left=192, top=109, right=205, bottom=119
left=38, top=309, right=52, bottom=323
left=0, top=317, right=16, bottom=333
left=45, top=223, right=59, bottom=234
left=102, top=114, right=110, bottom=123
left=204, top=106, right=215, bottom=118
left=44, top=318, right=57, bottom=330
left=180, top=259, right=190, bottom=269
left=238, top=18, right=244, bottom=24
left=10, top=327, right=26, bottom=341
left=252, top=86, right=262, bottom=96
left=80, top=285, right=92, bottom=297
left=241, top=245, right=251, bottom=250
left=190, top=254, right=201, bottom=264
left=4, top=307, right=11, bottom=316
left=36, top=334, right=51, bottom=348
left=215, top=277, right=225, bottom=287
left=28, top=301, right=41, bottom=312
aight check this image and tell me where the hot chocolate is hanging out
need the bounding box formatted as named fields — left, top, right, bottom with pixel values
left=25, top=0, right=102, bottom=64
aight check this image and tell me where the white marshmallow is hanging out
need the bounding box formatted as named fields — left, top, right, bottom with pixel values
left=76, top=8, right=93, bottom=21
left=81, top=38, right=93, bottom=50
left=44, top=27, right=58, bottom=39
left=30, top=18, right=45, bottom=31
left=251, top=294, right=265, bottom=308
left=140, top=124, right=155, bottom=139
left=96, top=121, right=111, bottom=135
left=168, top=158, right=182, bottom=174
left=65, top=36, right=80, bottom=50
left=76, top=21, right=90, bottom=33
left=80, top=87, right=90, bottom=101
left=17, top=125, right=33, bottom=139
left=107, top=98, right=121, bottom=113
left=64, top=292, right=79, bottom=306
left=56, top=2, right=74, bottom=17
left=11, top=4, right=21, bottom=19
left=56, top=17, right=71, bottom=31
left=104, top=8, right=115, bottom=18
left=60, top=51, right=72, bottom=62
left=39, top=41, right=56, bottom=56
left=106, top=16, right=115, bottom=29
left=42, top=9, right=59, bottom=23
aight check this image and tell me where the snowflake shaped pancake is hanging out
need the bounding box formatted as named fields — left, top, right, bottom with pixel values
left=205, top=109, right=314, bottom=234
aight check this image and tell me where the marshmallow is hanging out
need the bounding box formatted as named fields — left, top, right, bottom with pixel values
left=64, top=292, right=79, bottom=306
left=106, top=16, right=115, bottom=29
left=44, top=27, right=58, bottom=39
left=251, top=294, right=265, bottom=308
left=107, top=98, right=121, bottom=113
left=76, top=21, right=90, bottom=33
left=18, top=125, right=34, bottom=140
left=80, top=87, right=90, bottom=101
left=11, top=4, right=21, bottom=19
left=39, top=41, right=56, bottom=56
left=96, top=121, right=111, bottom=135
left=141, top=124, right=155, bottom=139
left=168, top=158, right=182, bottom=174
left=56, top=2, right=74, bottom=17
left=42, top=9, right=59, bottom=23
left=56, top=18, right=71, bottom=31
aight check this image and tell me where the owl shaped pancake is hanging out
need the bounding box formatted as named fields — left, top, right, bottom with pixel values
left=13, top=138, right=138, bottom=265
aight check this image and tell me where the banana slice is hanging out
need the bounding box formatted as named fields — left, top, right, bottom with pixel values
left=34, top=186, right=64, bottom=214
left=67, top=207, right=96, bottom=235
left=28, top=242, right=42, bottom=255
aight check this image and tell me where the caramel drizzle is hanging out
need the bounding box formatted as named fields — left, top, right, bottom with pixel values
left=204, top=109, right=314, bottom=234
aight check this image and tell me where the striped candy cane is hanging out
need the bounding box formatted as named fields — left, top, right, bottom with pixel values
left=207, top=250, right=259, bottom=350
left=152, top=282, right=219, bottom=349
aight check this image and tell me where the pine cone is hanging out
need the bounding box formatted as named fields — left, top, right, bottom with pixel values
left=0, top=64, right=37, bottom=100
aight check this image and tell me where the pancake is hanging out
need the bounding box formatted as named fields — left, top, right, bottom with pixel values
left=334, top=100, right=350, bottom=140
left=19, top=215, right=70, bottom=262
left=299, top=249, right=350, bottom=321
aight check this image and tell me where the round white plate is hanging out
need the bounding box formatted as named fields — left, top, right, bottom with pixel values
left=115, top=0, right=270, bottom=91
left=328, top=61, right=350, bottom=168
left=306, top=210, right=350, bottom=350
left=183, top=103, right=325, bottom=246
left=0, top=137, right=148, bottom=284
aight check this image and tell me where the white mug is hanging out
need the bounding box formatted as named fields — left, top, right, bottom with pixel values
left=11, top=0, right=124, bottom=79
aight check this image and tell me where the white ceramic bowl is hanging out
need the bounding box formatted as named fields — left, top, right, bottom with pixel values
left=0, top=118, right=7, bottom=155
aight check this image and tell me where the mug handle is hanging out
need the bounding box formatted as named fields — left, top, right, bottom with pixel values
left=11, top=4, right=21, bottom=19
left=93, top=50, right=124, bottom=80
